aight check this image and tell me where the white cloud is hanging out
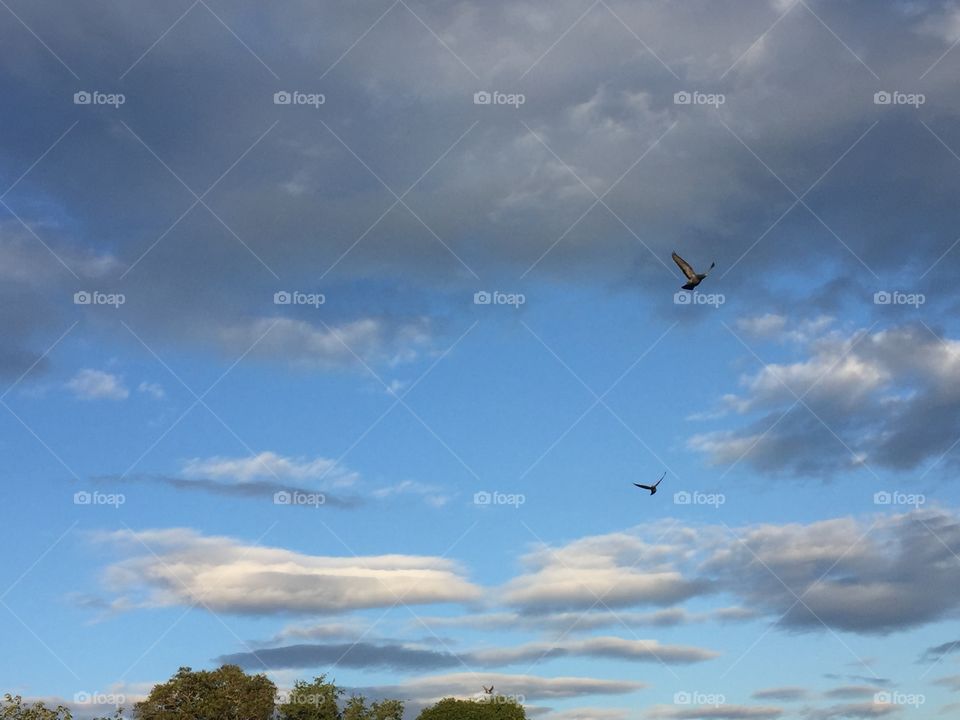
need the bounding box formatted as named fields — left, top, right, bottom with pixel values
left=502, top=524, right=711, bottom=611
left=95, top=527, right=481, bottom=614
left=736, top=314, right=788, bottom=338
left=545, top=709, right=630, bottom=720
left=182, top=451, right=357, bottom=486
left=502, top=508, right=960, bottom=634
left=363, top=672, right=644, bottom=703
left=468, top=636, right=718, bottom=665
left=219, top=316, right=431, bottom=370
left=804, top=701, right=902, bottom=719
left=65, top=369, right=128, bottom=400
left=372, top=479, right=451, bottom=507
left=646, top=705, right=783, bottom=720
left=690, top=322, right=960, bottom=474
left=136, top=381, right=165, bottom=399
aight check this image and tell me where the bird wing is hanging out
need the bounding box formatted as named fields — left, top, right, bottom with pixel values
left=653, top=472, right=666, bottom=487
left=634, top=483, right=654, bottom=490
left=672, top=252, right=698, bottom=282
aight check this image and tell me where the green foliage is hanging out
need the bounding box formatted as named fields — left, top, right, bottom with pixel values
left=0, top=692, right=126, bottom=720
left=133, top=665, right=275, bottom=720
left=416, top=697, right=525, bottom=720
left=92, top=710, right=127, bottom=720
left=339, top=696, right=403, bottom=720
left=342, top=696, right=368, bottom=720
left=276, top=675, right=342, bottom=720
left=369, top=699, right=403, bottom=720
left=1, top=695, right=73, bottom=720
left=5, top=669, right=404, bottom=720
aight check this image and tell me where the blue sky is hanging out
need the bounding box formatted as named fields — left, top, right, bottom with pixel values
left=4, top=1, right=960, bottom=719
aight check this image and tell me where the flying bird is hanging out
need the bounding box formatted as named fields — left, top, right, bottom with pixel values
left=482, top=685, right=494, bottom=695
left=634, top=472, right=665, bottom=495
left=672, top=251, right=715, bottom=290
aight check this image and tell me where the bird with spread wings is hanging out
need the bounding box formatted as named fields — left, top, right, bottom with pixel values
left=634, top=472, right=666, bottom=495
left=672, top=251, right=715, bottom=291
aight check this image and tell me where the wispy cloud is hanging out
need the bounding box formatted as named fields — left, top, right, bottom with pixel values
left=94, top=527, right=480, bottom=615
left=66, top=369, right=129, bottom=400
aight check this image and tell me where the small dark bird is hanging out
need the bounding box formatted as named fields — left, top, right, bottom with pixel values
left=672, top=251, right=715, bottom=290
left=482, top=685, right=494, bottom=695
left=634, top=472, right=666, bottom=495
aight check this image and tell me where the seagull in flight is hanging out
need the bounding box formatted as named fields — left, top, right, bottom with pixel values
left=634, top=472, right=665, bottom=495
left=672, top=251, right=715, bottom=291
left=482, top=685, right=494, bottom=695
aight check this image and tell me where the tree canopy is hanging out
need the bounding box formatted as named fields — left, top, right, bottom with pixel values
left=133, top=665, right=276, bottom=720
left=2, top=669, right=527, bottom=720
left=415, top=697, right=526, bottom=720
left=1, top=694, right=124, bottom=720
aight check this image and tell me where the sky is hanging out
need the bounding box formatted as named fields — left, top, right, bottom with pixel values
left=3, top=0, right=960, bottom=718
